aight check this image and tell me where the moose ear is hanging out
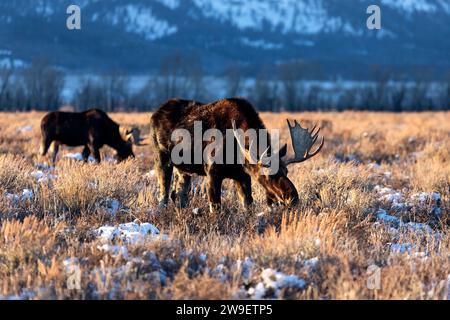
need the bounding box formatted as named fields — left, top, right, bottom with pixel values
left=278, top=144, right=288, bottom=158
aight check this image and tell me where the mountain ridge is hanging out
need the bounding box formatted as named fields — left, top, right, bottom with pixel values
left=1, top=0, right=449, bottom=78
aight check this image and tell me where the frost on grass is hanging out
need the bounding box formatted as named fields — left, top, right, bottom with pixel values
left=94, top=220, right=163, bottom=244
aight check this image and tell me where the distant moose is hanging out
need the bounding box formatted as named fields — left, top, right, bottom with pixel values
left=40, top=109, right=146, bottom=163
left=150, top=98, right=324, bottom=212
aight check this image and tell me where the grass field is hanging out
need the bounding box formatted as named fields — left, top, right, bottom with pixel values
left=0, top=111, right=448, bottom=300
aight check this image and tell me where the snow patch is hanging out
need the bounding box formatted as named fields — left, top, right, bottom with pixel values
left=381, top=0, right=437, bottom=14
left=94, top=221, right=163, bottom=244
left=97, top=244, right=129, bottom=259
left=411, top=192, right=441, bottom=204
left=17, top=125, right=32, bottom=133
left=30, top=170, right=57, bottom=183
left=97, top=198, right=121, bottom=216
left=241, top=37, right=283, bottom=50
left=193, top=0, right=350, bottom=35
left=5, top=189, right=33, bottom=203
left=248, top=268, right=306, bottom=299
left=63, top=152, right=95, bottom=162
left=106, top=5, right=177, bottom=41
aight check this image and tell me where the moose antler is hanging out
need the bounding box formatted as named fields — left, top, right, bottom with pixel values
left=120, top=127, right=149, bottom=146
left=131, top=128, right=150, bottom=146
left=232, top=120, right=270, bottom=167
left=284, top=120, right=324, bottom=165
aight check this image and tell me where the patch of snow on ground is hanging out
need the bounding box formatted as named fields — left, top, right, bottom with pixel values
left=375, top=186, right=405, bottom=210
left=17, top=125, right=32, bottom=132
left=98, top=244, right=129, bottom=259
left=401, top=222, right=433, bottom=235
left=5, top=189, right=33, bottom=203
left=304, top=257, right=319, bottom=269
left=376, top=209, right=401, bottom=227
left=248, top=268, right=306, bottom=299
left=411, top=192, right=441, bottom=204
left=63, top=152, right=95, bottom=162
left=389, top=243, right=428, bottom=261
left=94, top=221, right=163, bottom=244
left=376, top=209, right=435, bottom=236
left=97, top=198, right=121, bottom=216
left=35, top=162, right=54, bottom=171
left=30, top=170, right=57, bottom=183
left=236, top=258, right=254, bottom=282
left=390, top=243, right=414, bottom=254
left=375, top=186, right=441, bottom=214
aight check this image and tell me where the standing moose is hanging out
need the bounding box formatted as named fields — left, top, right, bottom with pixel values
left=150, top=98, right=324, bottom=212
left=40, top=108, right=146, bottom=164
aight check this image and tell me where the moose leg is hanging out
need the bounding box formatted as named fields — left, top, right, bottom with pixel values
left=155, top=151, right=173, bottom=208
left=206, top=173, right=223, bottom=213
left=171, top=169, right=192, bottom=208
left=234, top=174, right=253, bottom=210
left=82, top=146, right=91, bottom=162
left=170, top=172, right=179, bottom=203
left=49, top=141, right=60, bottom=164
left=39, top=135, right=52, bottom=157
left=88, top=144, right=101, bottom=163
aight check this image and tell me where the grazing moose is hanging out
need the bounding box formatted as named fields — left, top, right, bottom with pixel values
left=40, top=108, right=146, bottom=164
left=150, top=98, right=324, bottom=212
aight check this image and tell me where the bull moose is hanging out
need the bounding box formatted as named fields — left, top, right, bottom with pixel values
left=150, top=98, right=324, bottom=212
left=40, top=108, right=146, bottom=163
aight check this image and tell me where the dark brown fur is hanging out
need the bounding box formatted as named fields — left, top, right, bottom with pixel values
left=40, top=109, right=134, bottom=163
left=150, top=98, right=299, bottom=211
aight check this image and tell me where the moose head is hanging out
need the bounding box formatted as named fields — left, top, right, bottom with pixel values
left=233, top=119, right=324, bottom=207
left=117, top=127, right=148, bottom=161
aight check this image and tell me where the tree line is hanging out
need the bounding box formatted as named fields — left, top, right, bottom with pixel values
left=0, top=56, right=449, bottom=112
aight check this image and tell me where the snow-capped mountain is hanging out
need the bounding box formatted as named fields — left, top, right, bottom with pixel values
left=0, top=0, right=449, bottom=77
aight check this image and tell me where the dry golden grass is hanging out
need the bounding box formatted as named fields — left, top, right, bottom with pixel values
left=0, top=111, right=448, bottom=300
